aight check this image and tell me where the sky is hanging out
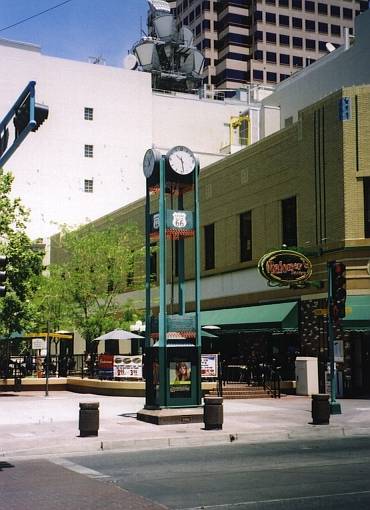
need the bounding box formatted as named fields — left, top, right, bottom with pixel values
left=0, top=0, right=150, bottom=67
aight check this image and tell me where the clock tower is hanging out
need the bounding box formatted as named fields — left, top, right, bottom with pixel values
left=138, top=146, right=202, bottom=421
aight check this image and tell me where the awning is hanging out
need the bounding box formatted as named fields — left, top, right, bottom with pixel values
left=200, top=301, right=298, bottom=333
left=342, top=295, right=370, bottom=332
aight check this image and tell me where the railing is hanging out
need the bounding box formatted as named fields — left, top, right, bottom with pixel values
left=262, top=365, right=281, bottom=399
left=218, top=362, right=281, bottom=398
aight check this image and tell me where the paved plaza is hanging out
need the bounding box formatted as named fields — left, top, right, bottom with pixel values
left=1, top=391, right=370, bottom=459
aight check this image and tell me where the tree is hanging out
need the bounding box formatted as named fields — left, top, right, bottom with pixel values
left=40, top=223, right=145, bottom=352
left=0, top=169, right=43, bottom=342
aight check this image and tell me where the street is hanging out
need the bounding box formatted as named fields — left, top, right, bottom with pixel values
left=64, top=436, right=370, bottom=509
left=3, top=437, right=370, bottom=509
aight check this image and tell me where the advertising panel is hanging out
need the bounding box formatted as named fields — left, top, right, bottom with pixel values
left=114, top=355, right=143, bottom=379
left=201, top=354, right=218, bottom=378
left=98, top=354, right=114, bottom=379
left=169, top=361, right=191, bottom=396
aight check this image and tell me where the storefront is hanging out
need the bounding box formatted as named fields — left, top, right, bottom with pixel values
left=200, top=301, right=299, bottom=380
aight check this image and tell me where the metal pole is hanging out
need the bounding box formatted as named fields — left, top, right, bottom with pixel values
left=194, top=160, right=202, bottom=405
left=178, top=193, right=185, bottom=315
left=327, top=262, right=341, bottom=414
left=45, top=322, right=50, bottom=397
left=158, top=156, right=167, bottom=406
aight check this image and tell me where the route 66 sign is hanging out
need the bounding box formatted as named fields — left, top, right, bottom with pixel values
left=172, top=211, right=187, bottom=228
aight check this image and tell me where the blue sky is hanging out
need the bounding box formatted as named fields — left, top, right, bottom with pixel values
left=0, top=0, right=149, bottom=67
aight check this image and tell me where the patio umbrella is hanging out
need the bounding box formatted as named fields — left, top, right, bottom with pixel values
left=93, top=329, right=144, bottom=341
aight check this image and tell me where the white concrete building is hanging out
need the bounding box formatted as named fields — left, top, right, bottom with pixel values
left=0, top=37, right=259, bottom=241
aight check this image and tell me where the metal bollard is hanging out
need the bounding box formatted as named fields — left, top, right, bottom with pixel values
left=204, top=396, right=223, bottom=430
left=79, top=402, right=99, bottom=437
left=14, top=377, right=22, bottom=392
left=311, top=393, right=330, bottom=425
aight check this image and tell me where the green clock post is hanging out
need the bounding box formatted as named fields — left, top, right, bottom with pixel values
left=138, top=146, right=202, bottom=424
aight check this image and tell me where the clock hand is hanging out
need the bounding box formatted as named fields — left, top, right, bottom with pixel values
left=177, top=155, right=184, bottom=172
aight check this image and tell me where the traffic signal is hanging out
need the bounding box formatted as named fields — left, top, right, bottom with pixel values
left=0, top=127, right=9, bottom=156
left=0, top=255, right=7, bottom=297
left=13, top=97, right=49, bottom=139
left=330, top=261, right=346, bottom=321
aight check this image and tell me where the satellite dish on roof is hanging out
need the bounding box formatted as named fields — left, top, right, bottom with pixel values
left=123, top=53, right=138, bottom=70
left=148, top=0, right=171, bottom=13
left=326, top=42, right=336, bottom=53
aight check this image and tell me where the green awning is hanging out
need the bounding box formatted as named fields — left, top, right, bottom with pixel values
left=200, top=301, right=298, bottom=333
left=342, top=295, right=370, bottom=331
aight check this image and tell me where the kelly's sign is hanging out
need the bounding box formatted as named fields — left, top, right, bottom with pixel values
left=258, top=250, right=312, bottom=285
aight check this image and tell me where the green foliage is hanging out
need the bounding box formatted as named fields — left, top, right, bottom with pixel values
left=33, top=223, right=145, bottom=352
left=0, top=169, right=43, bottom=339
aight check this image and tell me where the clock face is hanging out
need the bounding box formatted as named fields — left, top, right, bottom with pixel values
left=143, top=149, right=161, bottom=178
left=166, top=146, right=196, bottom=175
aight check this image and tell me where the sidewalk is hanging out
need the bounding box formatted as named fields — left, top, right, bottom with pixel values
left=1, top=391, right=370, bottom=459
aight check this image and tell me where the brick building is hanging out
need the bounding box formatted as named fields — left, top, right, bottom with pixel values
left=52, top=83, right=370, bottom=396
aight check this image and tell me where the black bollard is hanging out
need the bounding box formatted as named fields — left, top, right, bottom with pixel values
left=311, top=393, right=330, bottom=425
left=79, top=402, right=99, bottom=437
left=204, top=396, right=223, bottom=430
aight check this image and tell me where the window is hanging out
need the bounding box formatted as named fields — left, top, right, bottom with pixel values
left=318, top=3, right=328, bottom=15
left=266, top=0, right=276, bottom=3
left=305, top=38, right=316, bottom=50
left=279, top=15, right=290, bottom=27
left=305, top=1, right=315, bottom=12
left=292, top=17, right=303, bottom=29
left=255, top=10, right=263, bottom=21
left=282, top=196, right=297, bottom=247
left=84, top=107, right=93, bottom=120
left=292, top=0, right=302, bottom=9
left=204, top=223, right=215, bottom=270
left=254, top=50, right=264, bottom=60
left=240, top=211, right=252, bottom=262
left=330, top=5, right=340, bottom=17
left=293, top=37, right=303, bottom=48
left=255, top=30, right=263, bottom=41
left=280, top=74, right=290, bottom=81
left=343, top=8, right=353, bottom=19
left=280, top=53, right=290, bottom=65
left=319, top=41, right=328, bottom=52
left=266, top=51, right=276, bottom=63
left=84, top=179, right=93, bottom=193
left=267, top=72, right=277, bottom=82
left=253, top=69, right=264, bottom=81
left=305, top=19, right=315, bottom=31
left=293, top=55, right=303, bottom=66
left=364, top=178, right=370, bottom=238
left=331, top=24, right=341, bottom=36
left=266, top=32, right=277, bottom=44
left=279, top=0, right=289, bottom=6
left=84, top=144, right=93, bottom=158
left=279, top=34, right=290, bottom=45
left=266, top=12, right=276, bottom=24
left=318, top=22, right=328, bottom=34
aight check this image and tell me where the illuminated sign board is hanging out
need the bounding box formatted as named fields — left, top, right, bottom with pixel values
left=258, top=250, right=312, bottom=285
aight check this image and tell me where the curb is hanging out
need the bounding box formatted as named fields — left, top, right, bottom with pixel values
left=3, top=425, right=370, bottom=460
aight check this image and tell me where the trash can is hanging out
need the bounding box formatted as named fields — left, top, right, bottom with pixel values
left=14, top=377, right=22, bottom=392
left=311, top=393, right=330, bottom=424
left=79, top=402, right=99, bottom=437
left=204, top=396, right=223, bottom=430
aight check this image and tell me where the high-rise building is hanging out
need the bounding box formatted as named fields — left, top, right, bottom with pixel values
left=173, top=0, right=369, bottom=89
